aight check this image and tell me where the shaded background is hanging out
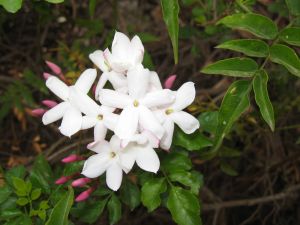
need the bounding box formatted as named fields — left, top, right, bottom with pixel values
left=0, top=0, right=300, bottom=224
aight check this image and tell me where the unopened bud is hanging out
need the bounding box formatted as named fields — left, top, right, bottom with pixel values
left=72, top=178, right=91, bottom=187
left=42, top=100, right=58, bottom=108
left=61, top=154, right=83, bottom=163
left=43, top=72, right=52, bottom=80
left=31, top=108, right=46, bottom=117
left=164, top=75, right=177, bottom=89
left=46, top=61, right=62, bottom=75
left=55, top=176, right=71, bottom=185
left=75, top=187, right=95, bottom=202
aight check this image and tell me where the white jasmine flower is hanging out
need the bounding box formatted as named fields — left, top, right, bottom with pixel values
left=99, top=65, right=175, bottom=140
left=82, top=135, right=136, bottom=191
left=42, top=69, right=98, bottom=137
left=159, top=82, right=200, bottom=150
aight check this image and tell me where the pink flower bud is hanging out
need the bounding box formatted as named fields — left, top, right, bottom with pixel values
left=55, top=176, right=71, bottom=185
left=61, top=154, right=83, bottom=163
left=43, top=72, right=52, bottom=80
left=31, top=108, right=46, bottom=117
left=164, top=75, right=177, bottom=89
left=42, top=100, right=58, bottom=108
left=72, top=178, right=91, bottom=187
left=92, top=84, right=96, bottom=96
left=46, top=61, right=62, bottom=75
left=75, top=187, right=95, bottom=202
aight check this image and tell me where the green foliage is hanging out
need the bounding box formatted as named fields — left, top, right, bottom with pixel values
left=161, top=0, right=179, bottom=64
left=120, top=179, right=140, bottom=211
left=201, top=57, right=258, bottom=77
left=0, top=0, right=22, bottom=13
left=279, top=27, right=300, bottom=47
left=107, top=194, right=122, bottom=225
left=285, top=0, right=300, bottom=15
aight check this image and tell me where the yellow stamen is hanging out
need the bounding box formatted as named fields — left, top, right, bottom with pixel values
left=110, top=152, right=116, bottom=158
left=133, top=100, right=139, bottom=107
left=165, top=108, right=174, bottom=115
left=97, top=114, right=103, bottom=120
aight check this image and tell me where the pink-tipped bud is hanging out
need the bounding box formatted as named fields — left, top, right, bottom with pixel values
left=75, top=187, right=95, bottom=202
left=72, top=178, right=91, bottom=187
left=55, top=176, right=71, bottom=185
left=31, top=108, right=46, bottom=117
left=61, top=154, right=83, bottom=163
left=164, top=75, right=177, bottom=89
left=43, top=72, right=52, bottom=80
left=42, top=100, right=58, bottom=108
left=92, top=84, right=96, bottom=96
left=46, top=61, right=62, bottom=75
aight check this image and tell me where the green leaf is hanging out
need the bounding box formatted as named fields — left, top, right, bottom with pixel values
left=218, top=147, right=241, bottom=158
left=5, top=165, right=26, bottom=187
left=45, top=186, right=74, bottom=225
left=40, top=200, right=50, bottom=210
left=89, top=0, right=97, bottom=18
left=141, top=177, right=167, bottom=212
left=0, top=0, right=22, bottom=13
left=220, top=162, right=238, bottom=176
left=107, top=194, right=122, bottom=225
left=201, top=57, right=258, bottom=77
left=29, top=154, right=53, bottom=194
left=167, top=186, right=201, bottom=225
left=169, top=171, right=203, bottom=195
left=162, top=151, right=192, bottom=174
left=173, top=129, right=212, bottom=151
left=0, top=185, right=12, bottom=204
left=12, top=177, right=26, bottom=192
left=3, top=214, right=31, bottom=225
left=31, top=188, right=42, bottom=200
left=198, top=111, right=218, bottom=134
left=270, top=44, right=300, bottom=77
left=253, top=70, right=275, bottom=131
left=38, top=210, right=47, bottom=221
left=285, top=0, right=300, bottom=16
left=161, top=0, right=179, bottom=64
left=279, top=27, right=300, bottom=47
left=16, top=197, right=29, bottom=206
left=218, top=13, right=278, bottom=39
left=120, top=180, right=140, bottom=211
left=216, top=39, right=269, bottom=57
left=71, top=200, right=108, bottom=224
left=45, top=0, right=64, bottom=3
left=214, top=80, right=251, bottom=151
left=0, top=208, right=23, bottom=220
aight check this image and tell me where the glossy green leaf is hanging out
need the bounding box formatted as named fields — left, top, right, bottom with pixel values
left=31, top=188, right=42, bottom=200
left=201, top=57, right=258, bottom=77
left=0, top=185, right=12, bottom=204
left=16, top=197, right=29, bottom=206
left=253, top=70, right=275, bottom=131
left=173, top=129, right=212, bottom=151
left=45, top=186, right=74, bottom=225
left=162, top=151, right=192, bottom=174
left=214, top=80, right=251, bottom=151
left=12, top=177, right=26, bottom=192
left=167, top=186, right=201, bottom=225
left=169, top=171, right=203, bottom=195
left=45, top=0, right=64, bottom=3
left=120, top=180, right=140, bottom=211
left=0, top=0, right=22, bottom=13
left=161, top=0, right=179, bottom=64
left=270, top=44, right=300, bottom=77
left=285, top=0, right=300, bottom=15
left=141, top=177, right=167, bottom=212
left=198, top=111, right=219, bottom=134
left=279, top=27, right=300, bottom=47
left=218, top=13, right=278, bottom=39
left=216, top=39, right=269, bottom=57
left=107, top=194, right=122, bottom=225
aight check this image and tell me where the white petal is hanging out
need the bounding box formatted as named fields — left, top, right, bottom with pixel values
left=103, top=113, right=119, bottom=131
left=107, top=71, right=127, bottom=90
left=95, top=72, right=108, bottom=100
left=119, top=147, right=137, bottom=173
left=111, top=32, right=131, bottom=59
left=94, top=122, right=107, bottom=142
left=81, top=153, right=110, bottom=178
left=149, top=71, right=162, bottom=91
left=142, top=130, right=160, bottom=148
left=138, top=105, right=165, bottom=139
left=172, top=82, right=196, bottom=111
left=69, top=87, right=101, bottom=116
left=106, top=163, right=123, bottom=191
left=99, top=89, right=132, bottom=109
left=114, top=106, right=139, bottom=139
left=130, top=35, right=144, bottom=65
left=160, top=118, right=174, bottom=150
left=81, top=116, right=97, bottom=129
left=109, top=135, right=122, bottom=152
left=87, top=140, right=110, bottom=153
left=135, top=145, right=160, bottom=173
left=141, top=89, right=175, bottom=108
left=59, top=107, right=82, bottom=137
left=89, top=50, right=110, bottom=72
left=42, top=102, right=70, bottom=125
left=127, top=65, right=150, bottom=99
left=171, top=111, right=199, bottom=134
left=74, top=69, right=97, bottom=94
left=46, top=76, right=69, bottom=101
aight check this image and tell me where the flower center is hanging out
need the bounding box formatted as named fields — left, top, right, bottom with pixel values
left=97, top=114, right=103, bottom=120
left=165, top=108, right=174, bottom=115
left=110, top=152, right=116, bottom=158
left=133, top=100, right=139, bottom=107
